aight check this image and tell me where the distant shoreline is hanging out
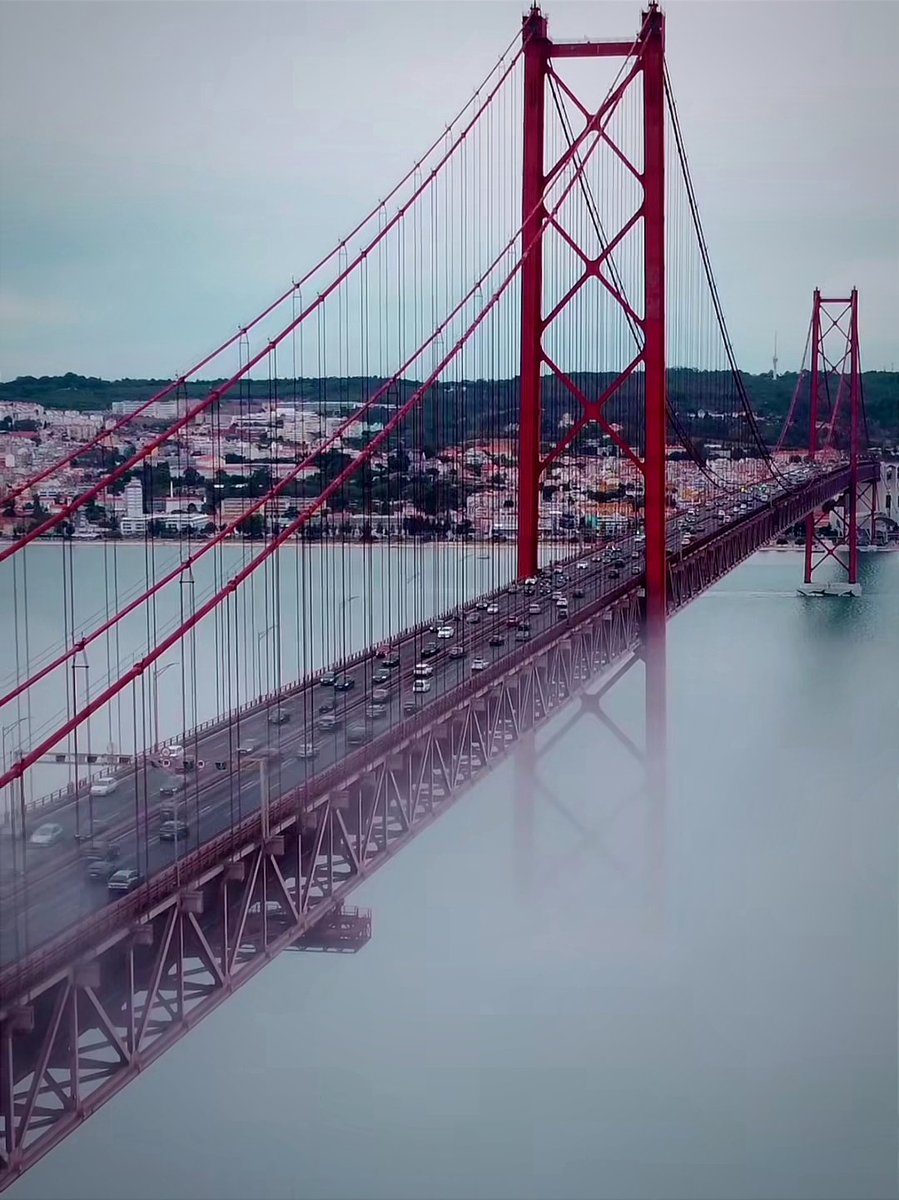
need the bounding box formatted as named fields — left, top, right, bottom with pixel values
left=4, top=537, right=896, bottom=554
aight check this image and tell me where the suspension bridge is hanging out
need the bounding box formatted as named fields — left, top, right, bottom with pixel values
left=0, top=4, right=881, bottom=1189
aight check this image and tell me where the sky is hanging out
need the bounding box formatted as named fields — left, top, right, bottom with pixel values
left=0, top=0, right=896, bottom=381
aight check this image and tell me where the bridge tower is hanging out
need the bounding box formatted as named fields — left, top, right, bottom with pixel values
left=516, top=2, right=668, bottom=794
left=799, top=288, right=867, bottom=596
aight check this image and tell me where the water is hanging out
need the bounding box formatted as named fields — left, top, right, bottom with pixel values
left=6, top=549, right=898, bottom=1200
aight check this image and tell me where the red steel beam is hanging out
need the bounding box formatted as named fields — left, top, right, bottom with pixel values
left=641, top=3, right=667, bottom=799
left=517, top=5, right=549, bottom=581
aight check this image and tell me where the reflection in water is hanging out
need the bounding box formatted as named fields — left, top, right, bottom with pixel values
left=7, top=551, right=898, bottom=1200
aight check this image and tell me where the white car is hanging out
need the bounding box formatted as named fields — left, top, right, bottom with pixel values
left=436, top=626, right=454, bottom=639
left=576, top=562, right=589, bottom=571
left=411, top=679, right=432, bottom=694
left=296, top=744, right=318, bottom=760
left=528, top=603, right=541, bottom=615
left=30, top=822, right=63, bottom=847
left=90, top=776, right=119, bottom=797
left=471, top=657, right=489, bottom=672
left=413, top=662, right=434, bottom=678
left=486, top=604, right=499, bottom=614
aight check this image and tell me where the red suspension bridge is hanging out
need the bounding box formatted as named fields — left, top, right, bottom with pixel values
left=0, top=5, right=881, bottom=1189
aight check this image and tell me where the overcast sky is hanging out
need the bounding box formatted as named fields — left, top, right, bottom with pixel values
left=0, top=0, right=896, bottom=381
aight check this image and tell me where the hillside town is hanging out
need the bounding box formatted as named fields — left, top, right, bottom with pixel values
left=1, top=394, right=896, bottom=545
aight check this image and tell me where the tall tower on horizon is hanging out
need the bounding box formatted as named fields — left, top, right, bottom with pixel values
left=772, top=332, right=779, bottom=380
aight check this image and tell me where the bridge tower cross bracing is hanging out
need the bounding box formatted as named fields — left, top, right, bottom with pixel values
left=516, top=2, right=668, bottom=794
left=802, top=287, right=866, bottom=591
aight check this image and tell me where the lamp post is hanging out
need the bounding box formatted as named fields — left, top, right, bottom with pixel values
left=1, top=717, right=27, bottom=834
left=256, top=625, right=275, bottom=698
left=151, top=660, right=179, bottom=748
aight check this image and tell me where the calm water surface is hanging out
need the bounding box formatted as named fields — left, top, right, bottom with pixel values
left=6, top=549, right=897, bottom=1200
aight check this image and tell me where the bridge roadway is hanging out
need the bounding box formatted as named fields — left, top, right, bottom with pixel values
left=0, top=464, right=864, bottom=971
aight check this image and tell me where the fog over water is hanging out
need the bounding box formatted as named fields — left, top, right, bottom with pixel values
left=6, top=549, right=897, bottom=1200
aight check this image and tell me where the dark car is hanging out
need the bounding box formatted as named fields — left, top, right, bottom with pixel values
left=382, top=654, right=401, bottom=669
left=347, top=722, right=371, bottom=746
left=572, top=588, right=585, bottom=599
left=489, top=635, right=504, bottom=647
left=515, top=629, right=531, bottom=641
left=268, top=708, right=291, bottom=724
left=107, top=868, right=142, bottom=895
left=159, top=779, right=184, bottom=797
left=87, top=857, right=119, bottom=882
left=420, top=643, right=439, bottom=659
left=319, top=671, right=339, bottom=686
left=448, top=645, right=466, bottom=659
left=333, top=677, right=355, bottom=692
left=505, top=616, right=519, bottom=627
left=159, top=819, right=190, bottom=842
left=372, top=669, right=391, bottom=685
left=318, top=701, right=336, bottom=714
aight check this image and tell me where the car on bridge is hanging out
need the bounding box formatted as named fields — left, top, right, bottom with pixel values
left=448, top=645, right=466, bottom=659
left=87, top=857, right=119, bottom=883
left=471, top=657, right=489, bottom=672
left=159, top=779, right=185, bottom=797
left=382, top=653, right=401, bottom=669
left=413, top=662, right=434, bottom=678
left=107, top=868, right=142, bottom=895
left=420, top=642, right=440, bottom=658
left=268, top=708, right=292, bottom=723
left=159, top=819, right=189, bottom=842
left=515, top=629, right=531, bottom=641
left=411, top=678, right=432, bottom=694
left=489, top=634, right=504, bottom=647
left=333, top=677, right=355, bottom=692
left=237, top=742, right=257, bottom=755
left=30, top=822, right=63, bottom=848
left=366, top=703, right=388, bottom=720
left=347, top=722, right=372, bottom=745
left=371, top=687, right=390, bottom=703
left=436, top=625, right=454, bottom=639
left=317, top=713, right=341, bottom=732
left=80, top=839, right=119, bottom=865
left=90, top=776, right=119, bottom=797
left=319, top=671, right=339, bottom=686
left=372, top=669, right=391, bottom=685
left=486, top=603, right=499, bottom=615
left=296, top=744, right=318, bottom=760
